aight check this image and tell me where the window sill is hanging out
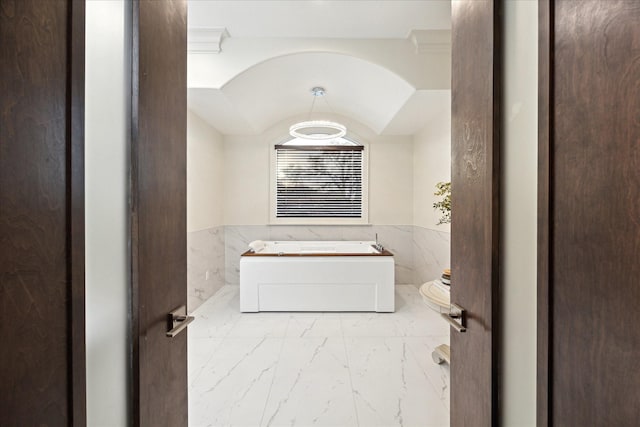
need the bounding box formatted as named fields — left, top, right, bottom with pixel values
left=269, top=217, right=370, bottom=226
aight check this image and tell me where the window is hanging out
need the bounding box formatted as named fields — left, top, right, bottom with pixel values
left=270, top=136, right=368, bottom=224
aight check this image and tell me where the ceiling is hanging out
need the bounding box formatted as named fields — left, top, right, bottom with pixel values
left=188, top=1, right=451, bottom=39
left=187, top=1, right=452, bottom=136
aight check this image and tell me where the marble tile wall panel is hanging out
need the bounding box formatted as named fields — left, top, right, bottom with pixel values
left=224, top=225, right=270, bottom=286
left=187, top=226, right=225, bottom=312
left=413, top=226, right=451, bottom=287
left=267, top=225, right=345, bottom=241
left=371, top=225, right=414, bottom=285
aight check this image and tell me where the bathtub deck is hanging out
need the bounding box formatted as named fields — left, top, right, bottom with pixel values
left=188, top=285, right=450, bottom=427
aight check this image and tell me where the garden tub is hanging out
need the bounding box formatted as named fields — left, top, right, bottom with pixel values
left=239, top=241, right=394, bottom=312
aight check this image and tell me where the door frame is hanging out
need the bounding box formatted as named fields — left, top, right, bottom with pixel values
left=535, top=1, right=640, bottom=424
left=537, top=0, right=552, bottom=425
left=123, top=0, right=505, bottom=425
left=69, top=0, right=87, bottom=424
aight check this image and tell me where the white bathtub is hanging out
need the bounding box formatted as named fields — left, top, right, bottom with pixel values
left=240, top=241, right=395, bottom=312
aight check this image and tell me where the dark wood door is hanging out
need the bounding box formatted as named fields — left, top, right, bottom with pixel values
left=450, top=0, right=501, bottom=425
left=0, top=0, right=86, bottom=425
left=538, top=1, right=640, bottom=425
left=131, top=0, right=188, bottom=425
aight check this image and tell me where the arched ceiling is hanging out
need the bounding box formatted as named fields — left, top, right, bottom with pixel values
left=187, top=1, right=452, bottom=136
left=190, top=52, right=415, bottom=135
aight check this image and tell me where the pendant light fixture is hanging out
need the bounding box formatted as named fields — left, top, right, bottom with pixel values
left=289, top=87, right=347, bottom=140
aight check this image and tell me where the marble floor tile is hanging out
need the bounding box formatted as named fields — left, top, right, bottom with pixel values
left=189, top=286, right=242, bottom=339
left=226, top=315, right=290, bottom=338
left=340, top=312, right=403, bottom=337
left=188, top=337, right=223, bottom=386
left=285, top=314, right=344, bottom=338
left=188, top=285, right=451, bottom=427
left=345, top=337, right=450, bottom=427
left=405, top=336, right=451, bottom=410
left=189, top=305, right=242, bottom=340
left=339, top=287, right=448, bottom=338
left=195, top=284, right=239, bottom=315
left=392, top=309, right=451, bottom=337
left=261, top=337, right=358, bottom=427
left=189, top=337, right=283, bottom=427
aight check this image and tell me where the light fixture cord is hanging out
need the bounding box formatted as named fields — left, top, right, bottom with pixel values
left=321, top=93, right=339, bottom=119
left=307, top=94, right=318, bottom=121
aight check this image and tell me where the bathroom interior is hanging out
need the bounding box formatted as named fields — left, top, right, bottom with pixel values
left=185, top=1, right=453, bottom=425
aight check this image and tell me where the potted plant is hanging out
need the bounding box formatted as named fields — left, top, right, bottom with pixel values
left=433, top=181, right=451, bottom=225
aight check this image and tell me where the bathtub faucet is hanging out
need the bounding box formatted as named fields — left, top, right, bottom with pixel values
left=374, top=233, right=384, bottom=252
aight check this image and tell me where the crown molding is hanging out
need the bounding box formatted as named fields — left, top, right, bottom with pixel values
left=188, top=27, right=230, bottom=54
left=408, top=29, right=451, bottom=54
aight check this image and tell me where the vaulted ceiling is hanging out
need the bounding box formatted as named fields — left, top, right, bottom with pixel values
left=187, top=0, right=451, bottom=136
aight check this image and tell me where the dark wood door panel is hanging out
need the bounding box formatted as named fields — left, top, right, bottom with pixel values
left=540, top=0, right=640, bottom=425
left=451, top=0, right=501, bottom=425
left=1, top=0, right=85, bottom=425
left=131, top=1, right=188, bottom=425
left=553, top=1, right=640, bottom=424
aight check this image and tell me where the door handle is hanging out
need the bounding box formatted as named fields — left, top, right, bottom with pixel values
left=441, top=303, right=466, bottom=333
left=166, top=305, right=195, bottom=338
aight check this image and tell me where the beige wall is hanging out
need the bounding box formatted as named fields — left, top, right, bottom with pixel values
left=412, top=91, right=451, bottom=231
left=223, top=135, right=270, bottom=225
left=501, top=0, right=538, bottom=425
left=187, top=110, right=224, bottom=231
left=222, top=117, right=414, bottom=225
left=368, top=137, right=413, bottom=224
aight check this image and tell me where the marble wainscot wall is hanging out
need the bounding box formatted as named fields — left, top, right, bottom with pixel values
left=187, top=226, right=225, bottom=312
left=189, top=225, right=450, bottom=310
left=225, top=225, right=415, bottom=287
left=413, top=226, right=451, bottom=286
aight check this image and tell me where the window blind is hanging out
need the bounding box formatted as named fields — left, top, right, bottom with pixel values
left=275, top=145, right=363, bottom=218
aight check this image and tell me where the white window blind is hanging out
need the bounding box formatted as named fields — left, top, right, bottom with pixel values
left=275, top=145, right=364, bottom=218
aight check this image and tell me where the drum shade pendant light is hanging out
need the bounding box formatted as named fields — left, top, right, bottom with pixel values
left=289, top=87, right=347, bottom=140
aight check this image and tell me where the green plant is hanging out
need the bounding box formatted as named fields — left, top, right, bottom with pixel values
left=433, top=181, right=451, bottom=225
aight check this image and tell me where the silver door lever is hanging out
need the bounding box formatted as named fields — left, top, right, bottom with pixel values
left=166, top=305, right=195, bottom=338
left=441, top=303, right=466, bottom=333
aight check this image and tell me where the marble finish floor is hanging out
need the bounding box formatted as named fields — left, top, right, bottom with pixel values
left=188, top=285, right=450, bottom=427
